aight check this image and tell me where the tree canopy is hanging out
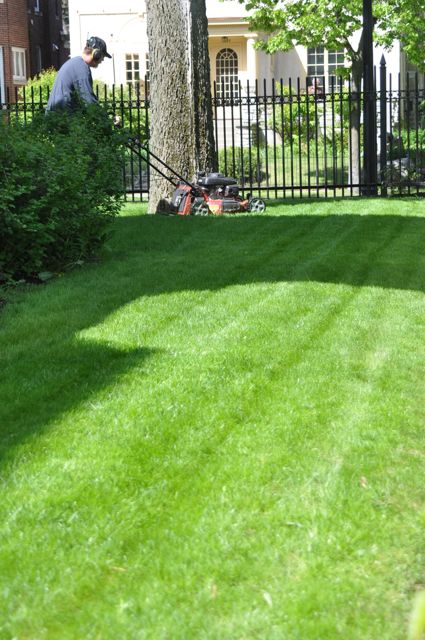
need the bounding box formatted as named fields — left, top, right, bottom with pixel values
left=236, top=0, right=425, bottom=72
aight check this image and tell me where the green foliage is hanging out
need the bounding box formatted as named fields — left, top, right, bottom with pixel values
left=94, top=82, right=149, bottom=142
left=241, top=0, right=361, bottom=56
left=374, top=2, right=425, bottom=72
left=0, top=105, right=125, bottom=283
left=237, top=0, right=425, bottom=72
left=268, top=84, right=352, bottom=147
left=218, top=145, right=263, bottom=182
left=400, top=127, right=425, bottom=155
left=19, top=67, right=57, bottom=103
left=11, top=68, right=58, bottom=124
left=268, top=84, right=316, bottom=144
left=381, top=164, right=420, bottom=195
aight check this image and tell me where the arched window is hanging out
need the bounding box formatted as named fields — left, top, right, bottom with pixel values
left=216, top=48, right=239, bottom=100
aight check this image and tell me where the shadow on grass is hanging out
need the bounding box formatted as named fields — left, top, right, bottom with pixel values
left=111, top=211, right=425, bottom=295
left=0, top=340, right=157, bottom=463
left=1, top=209, right=424, bottom=462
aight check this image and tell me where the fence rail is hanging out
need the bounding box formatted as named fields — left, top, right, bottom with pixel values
left=3, top=65, right=425, bottom=200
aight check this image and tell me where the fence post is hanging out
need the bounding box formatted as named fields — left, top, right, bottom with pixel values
left=363, top=0, right=377, bottom=195
left=380, top=56, right=387, bottom=196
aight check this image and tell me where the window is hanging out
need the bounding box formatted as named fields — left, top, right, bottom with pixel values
left=126, top=53, right=140, bottom=87
left=216, top=48, right=239, bottom=100
left=12, top=48, right=26, bottom=83
left=35, top=46, right=42, bottom=74
left=307, top=46, right=325, bottom=89
left=307, top=47, right=345, bottom=91
left=328, top=49, right=345, bottom=88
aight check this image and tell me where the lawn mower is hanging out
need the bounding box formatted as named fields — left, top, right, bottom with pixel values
left=127, top=136, right=266, bottom=215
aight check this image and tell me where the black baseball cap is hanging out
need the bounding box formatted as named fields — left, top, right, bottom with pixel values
left=86, top=36, right=112, bottom=59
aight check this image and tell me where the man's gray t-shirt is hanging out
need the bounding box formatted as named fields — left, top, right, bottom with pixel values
left=46, top=57, right=97, bottom=111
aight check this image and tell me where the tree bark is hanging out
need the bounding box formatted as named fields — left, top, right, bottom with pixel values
left=349, top=59, right=363, bottom=196
left=145, top=0, right=216, bottom=213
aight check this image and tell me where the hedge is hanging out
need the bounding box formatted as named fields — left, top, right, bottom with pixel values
left=0, top=105, right=125, bottom=283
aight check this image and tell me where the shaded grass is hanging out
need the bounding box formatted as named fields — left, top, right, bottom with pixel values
left=0, top=198, right=425, bottom=639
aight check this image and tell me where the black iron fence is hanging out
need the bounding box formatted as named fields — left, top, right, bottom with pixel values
left=2, top=62, right=425, bottom=200
left=211, top=67, right=425, bottom=200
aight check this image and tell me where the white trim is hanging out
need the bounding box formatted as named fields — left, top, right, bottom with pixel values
left=12, top=47, right=27, bottom=84
left=0, top=47, right=5, bottom=103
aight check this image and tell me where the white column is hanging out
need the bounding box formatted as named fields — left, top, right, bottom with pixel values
left=246, top=37, right=257, bottom=90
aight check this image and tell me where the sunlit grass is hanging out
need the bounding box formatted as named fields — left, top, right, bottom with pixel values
left=1, top=198, right=424, bottom=639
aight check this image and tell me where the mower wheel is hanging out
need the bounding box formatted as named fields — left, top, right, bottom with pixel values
left=249, top=197, right=266, bottom=213
left=192, top=201, right=210, bottom=216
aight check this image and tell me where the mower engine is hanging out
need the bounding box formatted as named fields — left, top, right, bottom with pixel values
left=197, top=173, right=241, bottom=214
left=197, top=172, right=266, bottom=215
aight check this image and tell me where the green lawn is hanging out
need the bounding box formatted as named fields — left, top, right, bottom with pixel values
left=1, top=198, right=425, bottom=639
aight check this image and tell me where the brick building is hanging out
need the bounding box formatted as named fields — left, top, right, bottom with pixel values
left=28, top=0, right=69, bottom=78
left=0, top=0, right=69, bottom=103
left=0, top=0, right=29, bottom=101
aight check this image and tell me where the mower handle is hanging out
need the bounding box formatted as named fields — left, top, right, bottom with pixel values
left=127, top=136, right=200, bottom=194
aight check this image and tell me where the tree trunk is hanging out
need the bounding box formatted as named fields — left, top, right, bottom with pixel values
left=348, top=61, right=362, bottom=196
left=349, top=59, right=363, bottom=196
left=145, top=0, right=216, bottom=213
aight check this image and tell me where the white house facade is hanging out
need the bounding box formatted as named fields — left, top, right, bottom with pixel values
left=68, top=0, right=406, bottom=94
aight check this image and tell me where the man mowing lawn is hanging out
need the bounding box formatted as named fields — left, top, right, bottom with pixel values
left=46, top=36, right=112, bottom=111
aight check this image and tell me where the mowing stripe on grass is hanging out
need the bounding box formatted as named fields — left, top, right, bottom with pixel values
left=0, top=199, right=424, bottom=639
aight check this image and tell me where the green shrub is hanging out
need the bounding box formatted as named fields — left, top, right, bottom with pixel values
left=93, top=82, right=149, bottom=142
left=268, top=83, right=351, bottom=147
left=19, top=67, right=57, bottom=101
left=0, top=105, right=125, bottom=283
left=10, top=68, right=58, bottom=124
left=218, top=146, right=264, bottom=184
